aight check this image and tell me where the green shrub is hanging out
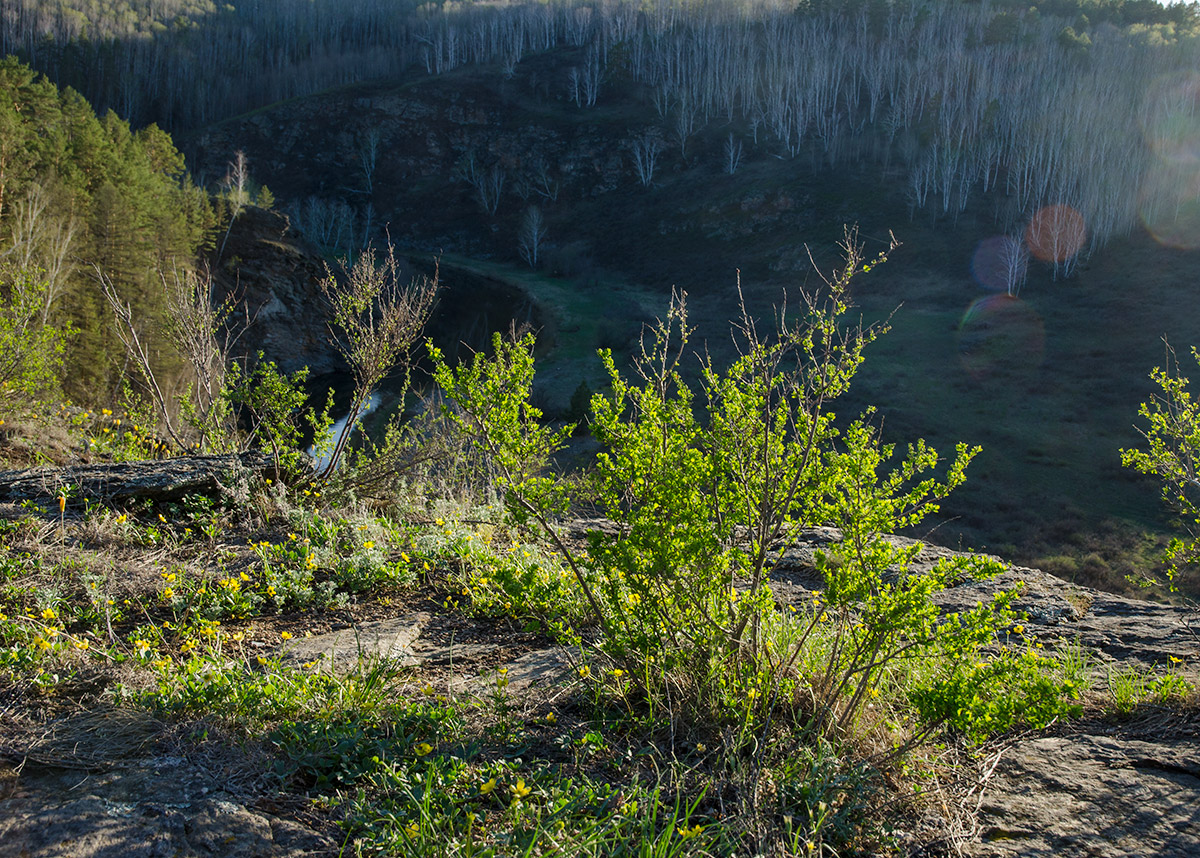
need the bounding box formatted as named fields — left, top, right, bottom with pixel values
left=0, top=270, right=73, bottom=409
left=434, top=231, right=1080, bottom=743
left=1122, top=344, right=1200, bottom=595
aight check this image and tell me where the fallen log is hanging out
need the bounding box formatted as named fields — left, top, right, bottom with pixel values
left=0, top=452, right=278, bottom=503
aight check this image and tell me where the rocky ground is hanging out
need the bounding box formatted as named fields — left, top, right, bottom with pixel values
left=2, top=522, right=1196, bottom=857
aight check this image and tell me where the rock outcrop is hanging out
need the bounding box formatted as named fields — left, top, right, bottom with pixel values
left=210, top=207, right=338, bottom=377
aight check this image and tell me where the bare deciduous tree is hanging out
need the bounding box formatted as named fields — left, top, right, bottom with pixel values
left=218, top=150, right=251, bottom=262
left=2, top=183, right=77, bottom=323
left=724, top=133, right=743, bottom=175
left=999, top=235, right=1029, bottom=297
left=358, top=128, right=382, bottom=195
left=318, top=244, right=440, bottom=478
left=518, top=206, right=547, bottom=268
left=99, top=264, right=245, bottom=452
left=629, top=130, right=663, bottom=187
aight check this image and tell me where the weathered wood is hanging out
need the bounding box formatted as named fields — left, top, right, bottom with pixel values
left=0, top=452, right=278, bottom=503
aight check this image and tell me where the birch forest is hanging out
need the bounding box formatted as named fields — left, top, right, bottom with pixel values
left=5, top=0, right=1200, bottom=276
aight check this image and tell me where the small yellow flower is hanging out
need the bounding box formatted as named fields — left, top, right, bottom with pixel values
left=414, top=742, right=433, bottom=756
left=280, top=631, right=293, bottom=640
left=577, top=665, right=591, bottom=679
left=75, top=639, right=89, bottom=651
left=480, top=777, right=496, bottom=794
left=41, top=607, right=57, bottom=621
left=161, top=588, right=174, bottom=599
left=116, top=513, right=127, bottom=524
left=363, top=541, right=375, bottom=550
left=611, top=668, right=625, bottom=679
left=403, top=823, right=419, bottom=839
left=544, top=711, right=557, bottom=724
left=511, top=778, right=532, bottom=800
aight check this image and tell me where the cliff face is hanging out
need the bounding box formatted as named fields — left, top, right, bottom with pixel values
left=210, top=206, right=339, bottom=377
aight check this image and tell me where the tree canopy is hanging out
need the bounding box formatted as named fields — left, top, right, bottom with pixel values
left=0, top=56, right=213, bottom=402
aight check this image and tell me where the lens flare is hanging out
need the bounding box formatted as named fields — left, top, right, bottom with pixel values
left=957, top=295, right=1045, bottom=381
left=1140, top=78, right=1200, bottom=249
left=1140, top=166, right=1200, bottom=249
left=972, top=235, right=1028, bottom=293
left=971, top=237, right=1009, bottom=292
left=1025, top=205, right=1086, bottom=264
left=1144, top=72, right=1200, bottom=166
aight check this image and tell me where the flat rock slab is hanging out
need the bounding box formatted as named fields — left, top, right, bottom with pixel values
left=455, top=646, right=579, bottom=695
left=1, top=737, right=337, bottom=858
left=0, top=793, right=335, bottom=858
left=966, top=730, right=1200, bottom=857
left=772, top=529, right=1200, bottom=672
left=937, top=567, right=1199, bottom=669
left=278, top=614, right=428, bottom=671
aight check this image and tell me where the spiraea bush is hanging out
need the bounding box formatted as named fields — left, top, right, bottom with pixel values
left=434, top=230, right=1083, bottom=745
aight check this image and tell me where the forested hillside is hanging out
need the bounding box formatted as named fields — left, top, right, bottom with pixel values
left=6, top=0, right=1200, bottom=264
left=0, top=57, right=211, bottom=401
